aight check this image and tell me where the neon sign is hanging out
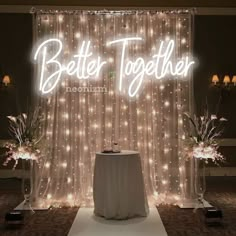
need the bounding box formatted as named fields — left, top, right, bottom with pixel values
left=33, top=37, right=195, bottom=97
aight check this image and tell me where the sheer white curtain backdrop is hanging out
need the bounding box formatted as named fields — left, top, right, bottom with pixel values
left=32, top=9, right=195, bottom=207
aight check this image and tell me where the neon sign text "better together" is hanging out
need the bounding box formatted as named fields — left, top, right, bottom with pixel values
left=34, top=37, right=195, bottom=97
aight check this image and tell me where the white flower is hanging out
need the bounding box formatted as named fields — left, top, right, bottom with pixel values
left=22, top=113, right=27, bottom=119
left=211, top=115, right=217, bottom=120
left=7, top=116, right=17, bottom=123
left=192, top=144, right=224, bottom=163
left=219, top=117, right=227, bottom=122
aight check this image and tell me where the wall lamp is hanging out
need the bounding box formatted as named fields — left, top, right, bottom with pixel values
left=0, top=75, right=11, bottom=90
left=212, top=74, right=236, bottom=87
left=2, top=75, right=11, bottom=86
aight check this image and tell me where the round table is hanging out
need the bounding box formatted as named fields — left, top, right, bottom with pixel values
left=93, top=150, right=149, bottom=219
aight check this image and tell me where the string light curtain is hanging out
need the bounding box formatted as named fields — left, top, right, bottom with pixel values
left=33, top=9, right=195, bottom=207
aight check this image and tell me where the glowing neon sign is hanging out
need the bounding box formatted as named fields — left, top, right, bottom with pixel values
left=34, top=37, right=195, bottom=97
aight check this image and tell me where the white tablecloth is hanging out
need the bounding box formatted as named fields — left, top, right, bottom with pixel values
left=93, top=150, right=149, bottom=219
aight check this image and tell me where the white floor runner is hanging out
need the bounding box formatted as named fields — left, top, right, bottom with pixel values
left=68, top=208, right=167, bottom=236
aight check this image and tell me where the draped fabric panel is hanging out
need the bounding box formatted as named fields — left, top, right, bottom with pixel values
left=33, top=10, right=194, bottom=207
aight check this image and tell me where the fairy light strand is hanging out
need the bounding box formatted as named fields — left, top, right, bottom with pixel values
left=35, top=10, right=193, bottom=207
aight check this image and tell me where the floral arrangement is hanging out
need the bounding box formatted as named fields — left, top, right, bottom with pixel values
left=2, top=107, right=44, bottom=169
left=183, top=110, right=227, bottom=164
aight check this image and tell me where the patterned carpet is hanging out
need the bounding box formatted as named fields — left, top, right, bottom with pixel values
left=158, top=192, right=236, bottom=236
left=0, top=177, right=235, bottom=236
left=0, top=193, right=78, bottom=236
left=158, top=177, right=236, bottom=236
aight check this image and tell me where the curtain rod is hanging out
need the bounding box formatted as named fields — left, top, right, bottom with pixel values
left=1, top=6, right=236, bottom=15
left=30, top=8, right=195, bottom=15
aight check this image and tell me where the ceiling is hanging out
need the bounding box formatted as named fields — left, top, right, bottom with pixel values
left=0, top=0, right=236, bottom=7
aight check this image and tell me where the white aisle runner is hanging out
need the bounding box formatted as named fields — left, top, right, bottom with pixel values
left=68, top=208, right=168, bottom=236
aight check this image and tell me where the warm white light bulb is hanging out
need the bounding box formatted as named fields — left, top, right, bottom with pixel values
left=106, top=107, right=112, bottom=112
left=138, top=126, right=142, bottom=130
left=174, top=195, right=180, bottom=201
left=45, top=162, right=50, bottom=168
left=165, top=133, right=169, bottom=138
left=164, top=101, right=170, bottom=107
left=154, top=191, right=158, bottom=197
left=150, top=29, right=154, bottom=36
left=62, top=162, right=67, bottom=168
left=108, top=57, right=114, bottom=63
left=75, top=32, right=81, bottom=38
left=165, top=36, right=170, bottom=41
left=160, top=85, right=165, bottom=90
left=80, top=16, right=86, bottom=23
left=58, top=15, right=64, bottom=23
left=163, top=164, right=168, bottom=170
left=59, top=97, right=65, bottom=103
left=181, top=38, right=186, bottom=44
left=162, top=180, right=167, bottom=185
left=59, top=32, right=63, bottom=38
left=66, top=145, right=70, bottom=152
left=46, top=131, right=52, bottom=136
left=164, top=148, right=169, bottom=153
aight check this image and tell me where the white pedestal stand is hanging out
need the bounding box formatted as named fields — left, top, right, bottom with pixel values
left=178, top=199, right=213, bottom=209
left=14, top=159, right=50, bottom=211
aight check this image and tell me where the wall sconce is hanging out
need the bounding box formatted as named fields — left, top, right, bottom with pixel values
left=223, top=75, right=230, bottom=86
left=232, top=76, right=236, bottom=86
left=2, top=75, right=11, bottom=86
left=0, top=75, right=12, bottom=92
left=212, top=75, right=219, bottom=85
left=211, top=74, right=236, bottom=111
left=212, top=74, right=236, bottom=88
